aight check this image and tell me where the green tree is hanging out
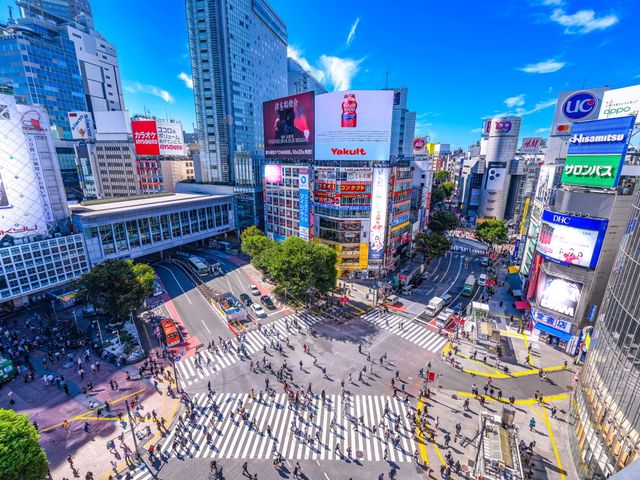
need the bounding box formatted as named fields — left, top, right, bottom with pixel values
left=434, top=170, right=449, bottom=184
left=475, top=219, right=508, bottom=245
left=267, top=237, right=337, bottom=300
left=74, top=259, right=155, bottom=319
left=413, top=232, right=452, bottom=264
left=241, top=232, right=276, bottom=259
left=0, top=409, right=48, bottom=480
left=430, top=185, right=446, bottom=205
left=442, top=181, right=455, bottom=198
left=429, top=210, right=459, bottom=233
left=240, top=225, right=264, bottom=243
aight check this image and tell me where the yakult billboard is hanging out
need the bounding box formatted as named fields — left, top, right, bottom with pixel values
left=263, top=91, right=314, bottom=159
left=0, top=94, right=51, bottom=239
left=315, top=90, right=394, bottom=161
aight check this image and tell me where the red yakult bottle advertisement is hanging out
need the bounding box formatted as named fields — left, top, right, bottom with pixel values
left=341, top=94, right=357, bottom=128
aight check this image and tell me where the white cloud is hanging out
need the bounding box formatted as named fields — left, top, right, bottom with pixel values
left=470, top=127, right=484, bottom=134
left=486, top=98, right=556, bottom=120
left=504, top=94, right=526, bottom=108
left=550, top=8, right=618, bottom=34
left=288, top=46, right=364, bottom=92
left=536, top=127, right=551, bottom=134
left=319, top=55, right=363, bottom=91
left=542, top=0, right=563, bottom=5
left=177, top=72, right=193, bottom=89
left=123, top=81, right=174, bottom=104
left=518, top=59, right=566, bottom=74
left=346, top=17, right=360, bottom=46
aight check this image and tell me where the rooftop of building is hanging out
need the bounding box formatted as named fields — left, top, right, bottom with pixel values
left=69, top=192, right=231, bottom=218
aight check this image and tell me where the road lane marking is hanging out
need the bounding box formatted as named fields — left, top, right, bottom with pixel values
left=156, top=264, right=192, bottom=304
left=531, top=404, right=566, bottom=480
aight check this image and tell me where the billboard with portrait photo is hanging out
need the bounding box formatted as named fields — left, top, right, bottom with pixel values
left=263, top=91, right=314, bottom=159
left=535, top=270, right=582, bottom=318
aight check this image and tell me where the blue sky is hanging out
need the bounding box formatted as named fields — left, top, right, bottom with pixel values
left=1, top=0, right=638, bottom=148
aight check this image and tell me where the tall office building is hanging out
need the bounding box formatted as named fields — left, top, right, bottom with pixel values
left=287, top=57, right=327, bottom=96
left=389, top=87, right=416, bottom=159
left=17, top=0, right=93, bottom=26
left=185, top=0, right=288, bottom=227
left=571, top=187, right=640, bottom=478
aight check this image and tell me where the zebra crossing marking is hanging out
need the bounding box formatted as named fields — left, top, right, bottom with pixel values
left=176, top=312, right=320, bottom=386
left=160, top=392, right=417, bottom=462
left=361, top=310, right=448, bottom=353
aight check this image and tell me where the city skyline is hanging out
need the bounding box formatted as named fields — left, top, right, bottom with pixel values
left=1, top=0, right=637, bottom=148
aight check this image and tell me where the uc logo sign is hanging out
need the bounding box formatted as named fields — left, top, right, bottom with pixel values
left=494, top=121, right=512, bottom=132
left=562, top=92, right=597, bottom=120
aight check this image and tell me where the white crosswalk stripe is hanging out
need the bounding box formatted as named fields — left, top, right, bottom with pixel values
left=451, top=245, right=486, bottom=255
left=117, top=464, right=153, bottom=480
left=176, top=313, right=320, bottom=386
left=160, top=393, right=417, bottom=462
left=361, top=310, right=448, bottom=353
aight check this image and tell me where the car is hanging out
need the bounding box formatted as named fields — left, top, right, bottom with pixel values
left=478, top=274, right=487, bottom=286
left=260, top=295, right=276, bottom=310
left=240, top=293, right=252, bottom=307
left=481, top=257, right=489, bottom=267
left=410, top=276, right=423, bottom=287
left=401, top=285, right=413, bottom=295
left=251, top=303, right=267, bottom=318
left=441, top=293, right=453, bottom=305
left=453, top=302, right=462, bottom=312
left=249, top=284, right=260, bottom=296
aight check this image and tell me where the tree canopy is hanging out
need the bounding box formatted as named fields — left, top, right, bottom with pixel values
left=0, top=409, right=48, bottom=480
left=74, top=259, right=155, bottom=319
left=434, top=170, right=449, bottom=184
left=442, top=181, right=455, bottom=198
left=429, top=210, right=459, bottom=233
left=241, top=230, right=337, bottom=300
left=413, top=232, right=452, bottom=264
left=430, top=185, right=446, bottom=206
left=475, top=219, right=508, bottom=245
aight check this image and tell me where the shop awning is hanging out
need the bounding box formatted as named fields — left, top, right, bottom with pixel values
left=534, top=322, right=572, bottom=342
left=515, top=300, right=531, bottom=310
left=507, top=273, right=523, bottom=291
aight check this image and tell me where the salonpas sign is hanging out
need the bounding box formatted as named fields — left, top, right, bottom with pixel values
left=561, top=116, right=634, bottom=188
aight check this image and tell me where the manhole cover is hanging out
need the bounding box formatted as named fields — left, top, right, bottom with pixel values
left=356, top=450, right=364, bottom=459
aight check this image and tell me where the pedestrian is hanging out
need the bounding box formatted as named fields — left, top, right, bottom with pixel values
left=551, top=406, right=557, bottom=418
left=7, top=391, right=15, bottom=405
left=529, top=417, right=536, bottom=431
left=67, top=454, right=74, bottom=470
left=63, top=419, right=70, bottom=433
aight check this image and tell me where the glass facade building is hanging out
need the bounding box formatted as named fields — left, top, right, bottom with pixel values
left=571, top=188, right=640, bottom=478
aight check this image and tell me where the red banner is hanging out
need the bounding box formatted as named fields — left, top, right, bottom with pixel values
left=316, top=182, right=336, bottom=191
left=340, top=183, right=366, bottom=192
left=132, top=120, right=160, bottom=156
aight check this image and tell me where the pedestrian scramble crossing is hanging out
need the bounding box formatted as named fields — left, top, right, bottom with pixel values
left=160, top=392, right=417, bottom=462
left=361, top=310, right=448, bottom=353
left=451, top=245, right=486, bottom=255
left=175, top=312, right=320, bottom=386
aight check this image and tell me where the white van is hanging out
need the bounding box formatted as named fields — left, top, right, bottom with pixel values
left=401, top=285, right=413, bottom=295
left=385, top=295, right=400, bottom=305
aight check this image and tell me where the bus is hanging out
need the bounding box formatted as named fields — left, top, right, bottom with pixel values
left=187, top=256, right=210, bottom=277
left=462, top=274, right=476, bottom=297
left=160, top=319, right=181, bottom=347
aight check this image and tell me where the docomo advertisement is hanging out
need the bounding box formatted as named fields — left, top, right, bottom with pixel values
left=0, top=94, right=50, bottom=239
left=562, top=116, right=634, bottom=189
left=535, top=270, right=582, bottom=318
left=368, top=168, right=390, bottom=260
left=598, top=85, right=640, bottom=124
left=263, top=91, right=314, bottom=159
left=536, top=210, right=608, bottom=269
left=67, top=111, right=94, bottom=140
left=132, top=119, right=185, bottom=156
left=298, top=169, right=310, bottom=241
left=551, top=88, right=607, bottom=137
left=315, top=90, right=394, bottom=161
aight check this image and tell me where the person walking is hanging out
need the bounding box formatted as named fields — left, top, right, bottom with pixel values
left=529, top=417, right=536, bottom=431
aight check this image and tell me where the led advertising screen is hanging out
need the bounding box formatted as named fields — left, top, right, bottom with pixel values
left=264, top=164, right=282, bottom=184
left=598, top=85, right=640, bottom=124
left=412, top=137, right=428, bottom=156
left=536, top=209, right=608, bottom=269
left=368, top=168, right=390, bottom=260
left=484, top=161, right=508, bottom=190
left=0, top=94, right=50, bottom=239
left=562, top=116, right=634, bottom=188
left=315, top=90, right=394, bottom=161
left=132, top=120, right=160, bottom=155
left=263, top=91, right=314, bottom=159
left=551, top=88, right=607, bottom=137
left=156, top=120, right=185, bottom=156
left=68, top=111, right=94, bottom=140
left=535, top=270, right=582, bottom=318
left=298, top=169, right=310, bottom=240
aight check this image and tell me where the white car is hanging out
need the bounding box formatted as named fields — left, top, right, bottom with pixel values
left=250, top=284, right=260, bottom=296
left=251, top=303, right=267, bottom=318
left=478, top=274, right=487, bottom=286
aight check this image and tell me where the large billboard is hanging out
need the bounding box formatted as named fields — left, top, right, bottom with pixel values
left=412, top=137, right=429, bottom=156
left=0, top=95, right=50, bottom=239
left=263, top=91, right=314, bottom=159
left=315, top=90, right=394, bottom=161
left=132, top=120, right=160, bottom=155
left=264, top=164, right=282, bottom=184
left=368, top=168, right=390, bottom=260
left=521, top=137, right=543, bottom=154
left=536, top=210, right=608, bottom=269
left=598, top=85, right=640, bottom=124
left=68, top=111, right=94, bottom=140
left=551, top=88, right=607, bottom=137
left=298, top=169, right=310, bottom=241
left=535, top=270, right=582, bottom=318
left=562, top=116, right=634, bottom=188
left=484, top=161, right=508, bottom=190
left=156, top=120, right=185, bottom=156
